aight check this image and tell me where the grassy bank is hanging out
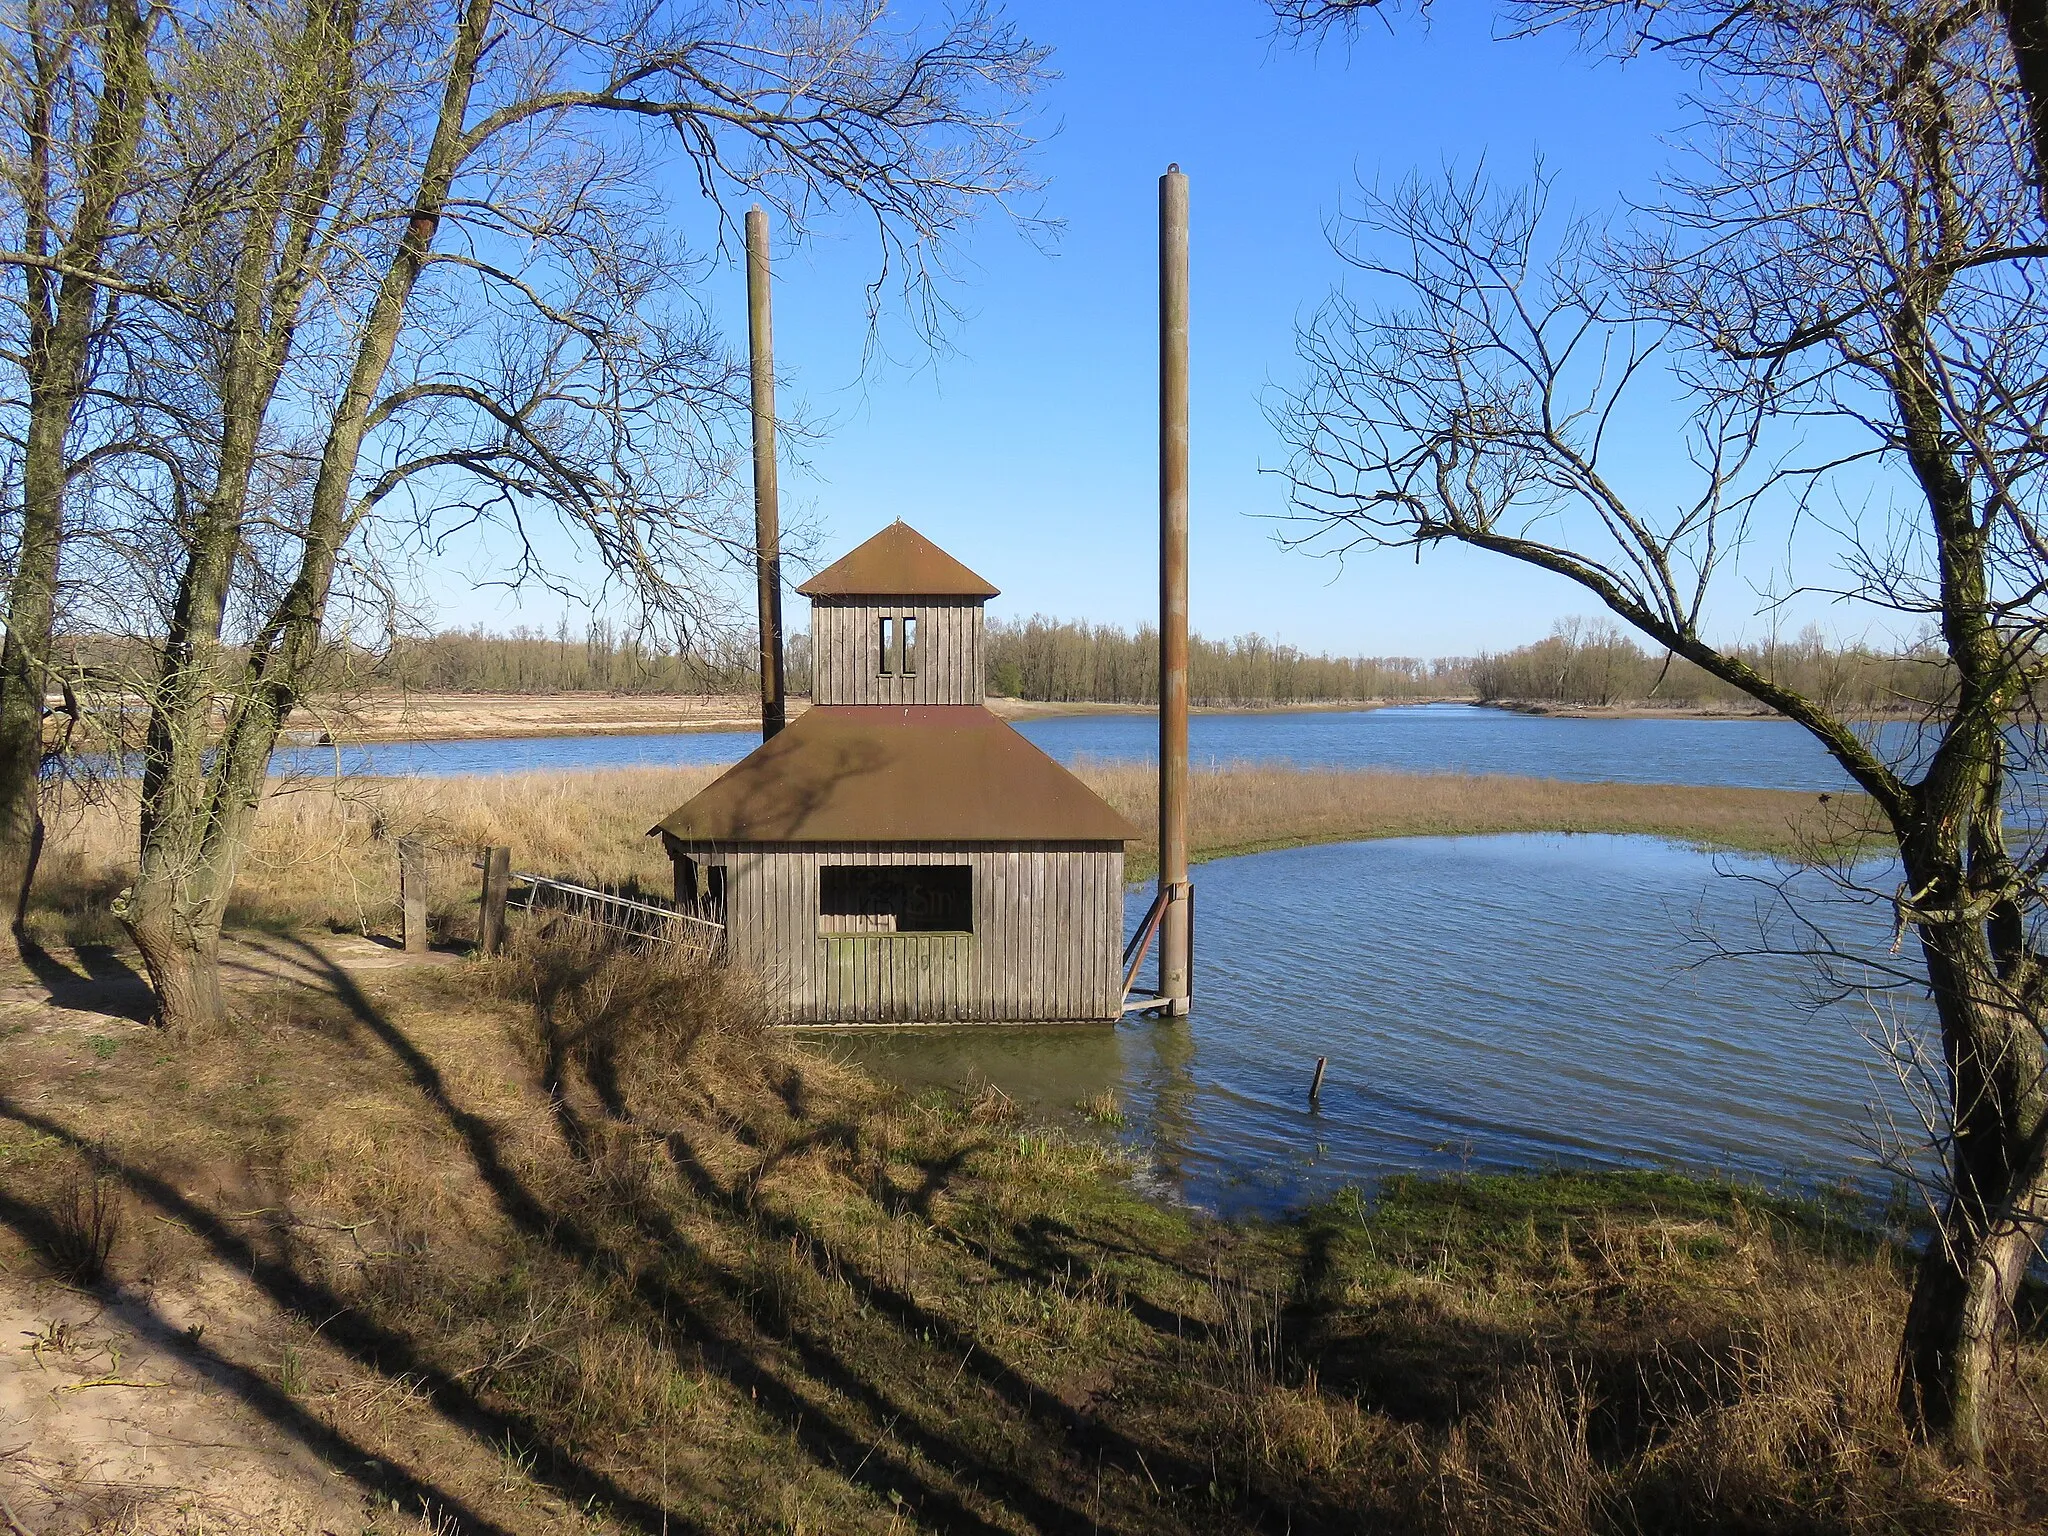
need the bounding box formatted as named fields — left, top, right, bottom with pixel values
left=1077, top=763, right=1869, bottom=880
left=3, top=927, right=2040, bottom=1532
left=27, top=764, right=1869, bottom=951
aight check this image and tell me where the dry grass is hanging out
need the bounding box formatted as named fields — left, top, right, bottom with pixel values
left=0, top=923, right=2040, bottom=1532
left=39, top=1145, right=123, bottom=1285
left=1083, top=761, right=1870, bottom=879
left=30, top=766, right=721, bottom=946
left=26, top=763, right=1866, bottom=947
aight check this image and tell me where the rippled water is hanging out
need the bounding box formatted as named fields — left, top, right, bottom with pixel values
left=1016, top=705, right=1902, bottom=790
left=268, top=702, right=1906, bottom=789
left=815, top=835, right=1924, bottom=1215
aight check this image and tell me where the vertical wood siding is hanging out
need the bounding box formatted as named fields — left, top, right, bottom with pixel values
left=677, top=840, right=1125, bottom=1023
left=810, top=599, right=985, bottom=706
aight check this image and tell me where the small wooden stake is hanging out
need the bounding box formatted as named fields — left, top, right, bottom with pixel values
left=1309, top=1056, right=1327, bottom=1102
left=478, top=846, right=511, bottom=956
left=398, top=837, right=428, bottom=954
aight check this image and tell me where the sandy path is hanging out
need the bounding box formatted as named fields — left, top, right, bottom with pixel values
left=0, top=932, right=460, bottom=1038
left=0, top=1278, right=368, bottom=1533
left=0, top=934, right=475, bottom=1534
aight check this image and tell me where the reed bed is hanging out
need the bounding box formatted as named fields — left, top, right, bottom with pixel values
left=32, top=766, right=721, bottom=943
left=27, top=762, right=1865, bottom=945
left=1079, top=760, right=1865, bottom=879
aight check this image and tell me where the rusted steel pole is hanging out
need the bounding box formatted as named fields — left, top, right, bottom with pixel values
left=747, top=205, right=787, bottom=741
left=1157, top=165, right=1192, bottom=1016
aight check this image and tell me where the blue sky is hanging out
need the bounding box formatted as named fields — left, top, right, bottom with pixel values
left=430, top=1, right=1878, bottom=658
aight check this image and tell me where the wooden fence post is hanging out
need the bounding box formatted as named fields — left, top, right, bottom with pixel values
left=478, top=846, right=511, bottom=956
left=398, top=837, right=428, bottom=954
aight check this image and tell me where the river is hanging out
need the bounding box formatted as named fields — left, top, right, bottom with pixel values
left=813, top=834, right=1923, bottom=1216
left=269, top=702, right=1905, bottom=790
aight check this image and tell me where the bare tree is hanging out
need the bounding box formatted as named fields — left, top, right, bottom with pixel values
left=69, top=0, right=1046, bottom=1035
left=1275, top=1, right=2048, bottom=1462
left=0, top=0, right=154, bottom=940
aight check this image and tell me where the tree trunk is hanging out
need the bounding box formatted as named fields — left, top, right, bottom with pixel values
left=126, top=706, right=262, bottom=1036
left=1896, top=905, right=2048, bottom=1463
left=125, top=891, right=226, bottom=1038
left=118, top=0, right=367, bottom=1032
left=0, top=0, right=152, bottom=943
left=1901, top=1212, right=2043, bottom=1464
left=0, top=477, right=58, bottom=936
left=127, top=749, right=255, bottom=1036
left=124, top=0, right=484, bottom=1033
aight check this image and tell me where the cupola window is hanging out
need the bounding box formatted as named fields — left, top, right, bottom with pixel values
left=876, top=613, right=918, bottom=677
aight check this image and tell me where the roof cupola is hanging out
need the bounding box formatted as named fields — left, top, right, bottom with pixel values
left=799, top=521, right=996, bottom=706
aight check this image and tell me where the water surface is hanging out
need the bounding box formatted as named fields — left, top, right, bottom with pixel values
left=815, top=834, right=1922, bottom=1215
left=271, top=703, right=1897, bottom=791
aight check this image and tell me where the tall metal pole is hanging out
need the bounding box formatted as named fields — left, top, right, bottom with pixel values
left=1157, top=165, right=1192, bottom=1015
left=747, top=205, right=786, bottom=741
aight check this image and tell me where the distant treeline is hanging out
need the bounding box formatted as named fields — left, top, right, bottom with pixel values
left=1472, top=621, right=1943, bottom=714
left=364, top=618, right=1454, bottom=704
left=372, top=623, right=766, bottom=695
left=982, top=616, right=1463, bottom=705
left=154, top=616, right=1938, bottom=714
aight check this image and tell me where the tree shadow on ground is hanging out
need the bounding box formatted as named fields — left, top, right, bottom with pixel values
left=0, top=1126, right=588, bottom=1534
left=648, top=1081, right=1354, bottom=1531
left=285, top=935, right=1087, bottom=1535
left=454, top=930, right=1381, bottom=1532
left=14, top=933, right=153, bottom=1022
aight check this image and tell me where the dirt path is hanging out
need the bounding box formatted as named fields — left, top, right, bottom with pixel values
left=0, top=1277, right=369, bottom=1533
left=0, top=932, right=462, bottom=1036
left=0, top=934, right=467, bottom=1534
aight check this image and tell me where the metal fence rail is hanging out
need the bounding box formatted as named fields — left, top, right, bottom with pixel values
left=492, top=864, right=725, bottom=959
left=512, top=871, right=724, bottom=934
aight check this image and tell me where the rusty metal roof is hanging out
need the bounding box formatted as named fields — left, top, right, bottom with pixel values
left=796, top=521, right=1000, bottom=598
left=654, top=706, right=1135, bottom=844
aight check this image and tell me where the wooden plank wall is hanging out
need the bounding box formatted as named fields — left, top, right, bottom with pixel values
left=678, top=840, right=1125, bottom=1023
left=810, top=599, right=985, bottom=705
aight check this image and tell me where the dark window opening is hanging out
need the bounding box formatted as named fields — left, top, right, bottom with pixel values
left=819, top=865, right=972, bottom=935
left=901, top=616, right=919, bottom=675
left=878, top=616, right=895, bottom=675
left=674, top=855, right=726, bottom=918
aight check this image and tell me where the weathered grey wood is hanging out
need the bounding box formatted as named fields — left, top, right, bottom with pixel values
left=672, top=840, right=1123, bottom=1023
left=399, top=837, right=429, bottom=954
left=478, top=845, right=511, bottom=956
left=811, top=598, right=985, bottom=705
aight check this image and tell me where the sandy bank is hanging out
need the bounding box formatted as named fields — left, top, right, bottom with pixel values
left=1492, top=699, right=1923, bottom=722
left=297, top=691, right=1459, bottom=743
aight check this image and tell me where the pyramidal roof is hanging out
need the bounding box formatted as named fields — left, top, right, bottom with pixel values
left=654, top=706, right=1136, bottom=844
left=796, top=521, right=999, bottom=598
